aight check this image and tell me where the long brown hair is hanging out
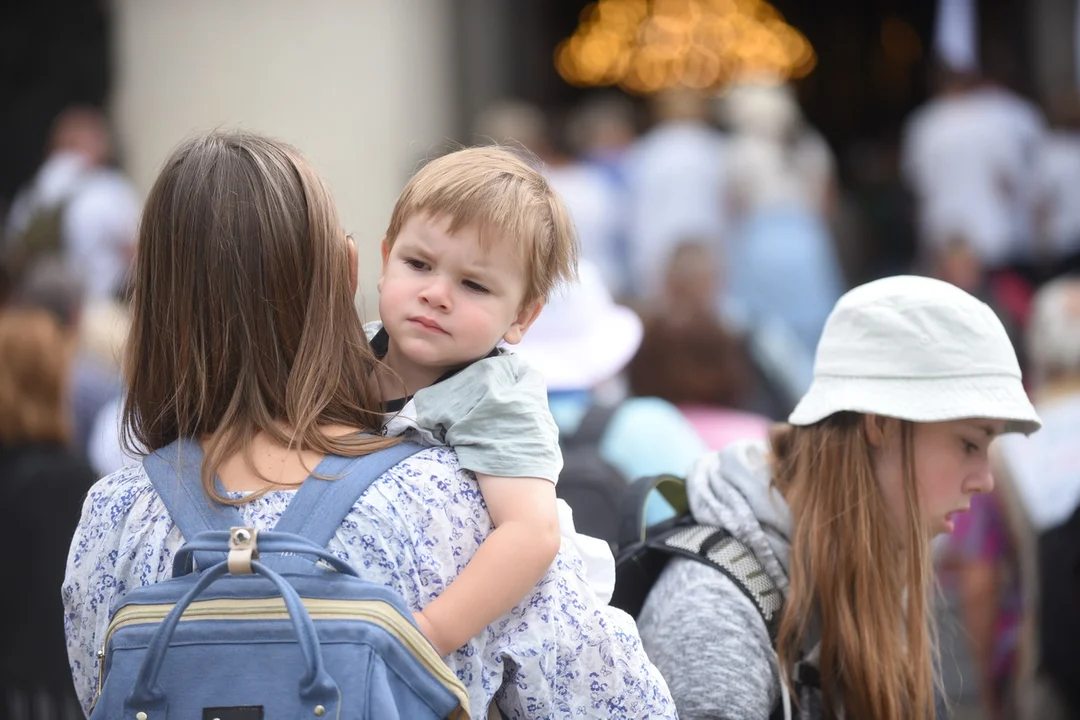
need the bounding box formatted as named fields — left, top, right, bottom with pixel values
left=770, top=412, right=939, bottom=720
left=0, top=309, right=73, bottom=446
left=123, top=130, right=396, bottom=503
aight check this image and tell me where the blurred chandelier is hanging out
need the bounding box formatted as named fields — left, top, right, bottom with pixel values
left=555, top=0, right=816, bottom=94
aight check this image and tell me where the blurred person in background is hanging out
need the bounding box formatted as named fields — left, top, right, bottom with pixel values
left=564, top=93, right=637, bottom=190
left=931, top=237, right=1029, bottom=363
left=901, top=63, right=1045, bottom=284
left=627, top=240, right=776, bottom=442
left=719, top=79, right=845, bottom=358
left=0, top=309, right=96, bottom=720
left=515, top=260, right=708, bottom=522
left=938, top=468, right=1023, bottom=720
left=10, top=256, right=126, bottom=460
left=622, top=88, right=728, bottom=306
left=991, top=277, right=1080, bottom=720
left=564, top=94, right=639, bottom=299
left=473, top=100, right=627, bottom=297
left=4, top=106, right=139, bottom=302
left=1035, top=97, right=1080, bottom=278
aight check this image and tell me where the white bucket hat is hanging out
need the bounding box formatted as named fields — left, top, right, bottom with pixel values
left=515, top=261, right=643, bottom=392
left=789, top=275, right=1041, bottom=435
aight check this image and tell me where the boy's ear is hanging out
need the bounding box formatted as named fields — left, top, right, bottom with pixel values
left=502, top=301, right=544, bottom=345
left=377, top=236, right=391, bottom=293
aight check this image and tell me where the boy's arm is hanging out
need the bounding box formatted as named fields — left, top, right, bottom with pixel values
left=415, top=474, right=561, bottom=656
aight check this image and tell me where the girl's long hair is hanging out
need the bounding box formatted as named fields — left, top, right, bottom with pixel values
left=770, top=412, right=939, bottom=719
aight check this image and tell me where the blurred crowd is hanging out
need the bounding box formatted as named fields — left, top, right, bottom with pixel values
left=4, top=56, right=1080, bottom=719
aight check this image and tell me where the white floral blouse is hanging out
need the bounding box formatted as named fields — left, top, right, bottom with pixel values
left=62, top=446, right=677, bottom=719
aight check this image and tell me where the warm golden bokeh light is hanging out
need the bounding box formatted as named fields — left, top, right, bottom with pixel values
left=555, top=0, right=816, bottom=93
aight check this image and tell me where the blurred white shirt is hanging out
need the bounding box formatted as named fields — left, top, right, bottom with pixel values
left=6, top=152, right=140, bottom=300
left=999, top=392, right=1080, bottom=532
left=1037, top=130, right=1080, bottom=259
left=725, top=130, right=835, bottom=218
left=623, top=121, right=727, bottom=301
left=902, top=87, right=1045, bottom=266
left=545, top=162, right=625, bottom=296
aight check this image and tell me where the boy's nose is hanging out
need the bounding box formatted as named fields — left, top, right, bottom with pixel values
left=419, top=277, right=452, bottom=310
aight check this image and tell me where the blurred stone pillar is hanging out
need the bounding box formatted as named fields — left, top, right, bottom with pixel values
left=109, top=0, right=457, bottom=319
left=451, top=0, right=514, bottom=140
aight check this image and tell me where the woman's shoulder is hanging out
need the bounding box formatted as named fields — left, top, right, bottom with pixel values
left=89, top=461, right=156, bottom=498
left=639, top=556, right=780, bottom=716
left=76, top=462, right=162, bottom=534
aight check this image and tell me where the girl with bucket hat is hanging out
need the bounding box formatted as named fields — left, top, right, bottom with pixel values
left=636, top=275, right=1041, bottom=720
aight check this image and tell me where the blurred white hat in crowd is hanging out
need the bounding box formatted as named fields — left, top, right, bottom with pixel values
left=515, top=260, right=642, bottom=392
left=789, top=275, right=1041, bottom=435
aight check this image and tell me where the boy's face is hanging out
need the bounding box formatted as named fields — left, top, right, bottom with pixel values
left=378, top=213, right=542, bottom=378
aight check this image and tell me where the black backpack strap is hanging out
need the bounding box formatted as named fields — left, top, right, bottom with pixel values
left=562, top=402, right=618, bottom=448
left=616, top=473, right=690, bottom=552
left=650, top=522, right=784, bottom=642
left=767, top=662, right=821, bottom=720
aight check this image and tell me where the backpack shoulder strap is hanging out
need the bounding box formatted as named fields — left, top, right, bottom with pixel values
left=616, top=473, right=690, bottom=552
left=143, top=438, right=241, bottom=571
left=562, top=402, right=619, bottom=448
left=272, top=440, right=426, bottom=548
left=649, top=521, right=784, bottom=642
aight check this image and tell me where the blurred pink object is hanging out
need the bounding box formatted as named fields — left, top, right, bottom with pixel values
left=678, top=405, right=772, bottom=450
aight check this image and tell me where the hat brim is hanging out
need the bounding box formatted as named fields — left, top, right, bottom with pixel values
left=516, top=305, right=643, bottom=392
left=788, top=374, right=1042, bottom=435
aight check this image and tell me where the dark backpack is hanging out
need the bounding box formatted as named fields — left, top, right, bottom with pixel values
left=3, top=193, right=75, bottom=284
left=556, top=403, right=627, bottom=550
left=611, top=473, right=819, bottom=720
left=1037, top=503, right=1080, bottom=715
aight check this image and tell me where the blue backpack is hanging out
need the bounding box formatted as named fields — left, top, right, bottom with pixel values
left=89, top=439, right=471, bottom=720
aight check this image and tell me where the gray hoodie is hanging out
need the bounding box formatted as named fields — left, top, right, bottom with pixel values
left=637, top=440, right=823, bottom=720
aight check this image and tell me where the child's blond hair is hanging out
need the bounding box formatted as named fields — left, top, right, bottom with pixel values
left=386, top=146, right=578, bottom=306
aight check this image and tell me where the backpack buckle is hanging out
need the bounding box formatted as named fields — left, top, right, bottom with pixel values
left=228, top=527, right=259, bottom=574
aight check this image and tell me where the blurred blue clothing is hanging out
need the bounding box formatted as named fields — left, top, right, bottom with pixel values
left=70, top=353, right=122, bottom=459
left=549, top=391, right=707, bottom=525
left=725, top=205, right=844, bottom=356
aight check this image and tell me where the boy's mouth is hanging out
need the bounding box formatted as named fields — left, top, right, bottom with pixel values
left=409, top=316, right=449, bottom=334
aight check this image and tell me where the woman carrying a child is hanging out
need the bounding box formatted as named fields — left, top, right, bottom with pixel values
left=62, top=130, right=676, bottom=719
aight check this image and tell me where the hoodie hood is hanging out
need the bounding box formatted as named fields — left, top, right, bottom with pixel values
left=687, top=438, right=794, bottom=597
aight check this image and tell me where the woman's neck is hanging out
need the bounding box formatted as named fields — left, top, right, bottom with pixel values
left=205, top=423, right=360, bottom=492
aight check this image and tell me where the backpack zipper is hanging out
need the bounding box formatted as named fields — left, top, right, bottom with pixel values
left=93, top=597, right=469, bottom=718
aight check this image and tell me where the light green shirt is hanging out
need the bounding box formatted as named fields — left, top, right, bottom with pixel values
left=366, top=322, right=563, bottom=483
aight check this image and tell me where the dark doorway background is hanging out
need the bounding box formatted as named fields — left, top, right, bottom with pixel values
left=486, top=0, right=1033, bottom=161
left=0, top=0, right=112, bottom=213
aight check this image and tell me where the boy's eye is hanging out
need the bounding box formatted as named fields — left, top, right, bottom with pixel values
left=962, top=440, right=980, bottom=455
left=404, top=258, right=429, bottom=271
left=463, top=280, right=490, bottom=294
